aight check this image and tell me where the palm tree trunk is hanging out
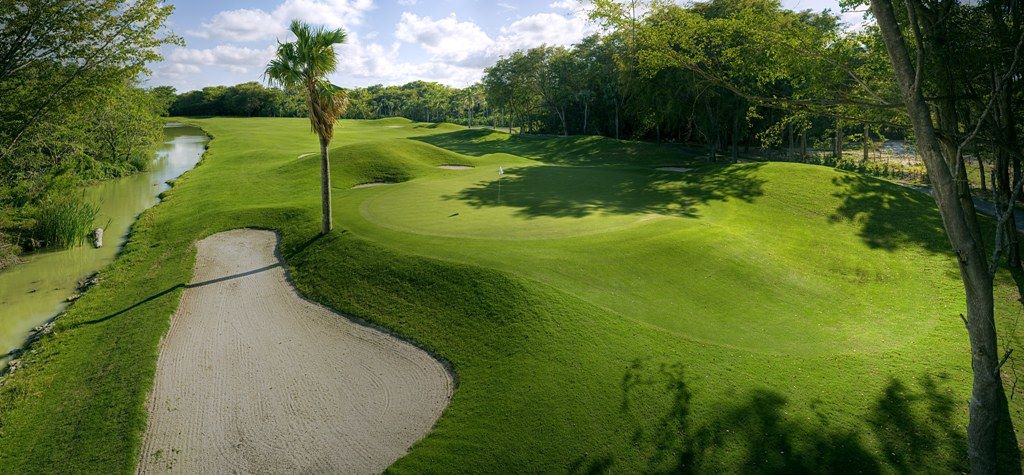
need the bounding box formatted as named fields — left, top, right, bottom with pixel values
left=319, top=135, right=332, bottom=234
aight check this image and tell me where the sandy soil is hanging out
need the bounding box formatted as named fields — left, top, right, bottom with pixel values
left=437, top=165, right=473, bottom=170
left=137, top=229, right=452, bottom=474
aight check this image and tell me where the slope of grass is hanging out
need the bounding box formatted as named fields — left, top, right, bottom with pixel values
left=0, top=117, right=1021, bottom=472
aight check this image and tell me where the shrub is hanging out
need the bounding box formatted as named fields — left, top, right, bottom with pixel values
left=0, top=232, right=21, bottom=270
left=33, top=194, right=99, bottom=249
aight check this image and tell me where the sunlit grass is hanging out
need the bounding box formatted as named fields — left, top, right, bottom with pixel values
left=0, top=117, right=1020, bottom=472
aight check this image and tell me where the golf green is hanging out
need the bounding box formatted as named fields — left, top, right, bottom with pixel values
left=1, top=117, right=1020, bottom=473
left=344, top=141, right=950, bottom=355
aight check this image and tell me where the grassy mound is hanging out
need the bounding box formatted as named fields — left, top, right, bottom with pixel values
left=0, top=117, right=1020, bottom=472
left=361, top=117, right=415, bottom=126
left=328, top=139, right=475, bottom=186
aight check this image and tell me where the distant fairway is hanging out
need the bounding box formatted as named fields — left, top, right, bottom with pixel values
left=2, top=117, right=1021, bottom=472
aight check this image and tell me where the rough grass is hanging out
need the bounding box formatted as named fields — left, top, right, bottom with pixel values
left=0, top=117, right=1021, bottom=473
left=31, top=193, right=99, bottom=249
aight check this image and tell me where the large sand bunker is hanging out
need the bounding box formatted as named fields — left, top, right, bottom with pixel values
left=137, top=229, right=452, bottom=474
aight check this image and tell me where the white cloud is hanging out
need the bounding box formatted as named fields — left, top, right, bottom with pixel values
left=190, top=0, right=374, bottom=42
left=549, top=0, right=579, bottom=9
left=188, top=8, right=277, bottom=41
left=152, top=2, right=598, bottom=90
left=395, top=13, right=493, bottom=62
left=333, top=33, right=482, bottom=86
left=381, top=9, right=595, bottom=84
left=168, top=44, right=277, bottom=74
left=496, top=12, right=591, bottom=51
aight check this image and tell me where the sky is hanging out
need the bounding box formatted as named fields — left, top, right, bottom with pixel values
left=149, top=0, right=867, bottom=92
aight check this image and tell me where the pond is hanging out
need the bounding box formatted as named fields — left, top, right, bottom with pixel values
left=0, top=124, right=208, bottom=356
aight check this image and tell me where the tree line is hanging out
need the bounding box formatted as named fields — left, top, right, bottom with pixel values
left=513, top=0, right=1018, bottom=471
left=163, top=80, right=492, bottom=126
left=0, top=0, right=177, bottom=261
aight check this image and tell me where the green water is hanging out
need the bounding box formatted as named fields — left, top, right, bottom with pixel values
left=0, top=124, right=208, bottom=355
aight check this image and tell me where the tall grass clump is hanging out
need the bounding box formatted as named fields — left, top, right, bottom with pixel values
left=0, top=231, right=21, bottom=270
left=33, top=194, right=99, bottom=249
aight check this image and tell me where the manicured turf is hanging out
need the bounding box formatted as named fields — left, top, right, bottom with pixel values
left=1, top=117, right=1021, bottom=472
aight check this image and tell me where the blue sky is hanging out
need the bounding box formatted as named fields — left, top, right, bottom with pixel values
left=150, top=0, right=865, bottom=92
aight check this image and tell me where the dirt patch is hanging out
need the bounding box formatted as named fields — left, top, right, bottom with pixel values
left=438, top=164, right=473, bottom=170
left=352, top=182, right=394, bottom=189
left=137, top=229, right=452, bottom=474
left=656, top=166, right=693, bottom=173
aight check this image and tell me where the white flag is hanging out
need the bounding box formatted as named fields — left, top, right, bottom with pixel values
left=498, top=166, right=504, bottom=176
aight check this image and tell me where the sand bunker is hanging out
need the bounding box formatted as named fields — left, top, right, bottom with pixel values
left=438, top=164, right=473, bottom=170
left=137, top=229, right=452, bottom=474
left=656, top=166, right=693, bottom=173
left=352, top=182, right=394, bottom=189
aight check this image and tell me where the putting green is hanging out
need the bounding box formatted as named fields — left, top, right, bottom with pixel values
left=340, top=139, right=953, bottom=355
left=359, top=165, right=696, bottom=240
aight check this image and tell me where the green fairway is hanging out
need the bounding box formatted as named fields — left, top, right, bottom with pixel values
left=1, top=117, right=1021, bottom=472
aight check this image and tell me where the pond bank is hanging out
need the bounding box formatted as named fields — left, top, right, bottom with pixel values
left=0, top=124, right=208, bottom=358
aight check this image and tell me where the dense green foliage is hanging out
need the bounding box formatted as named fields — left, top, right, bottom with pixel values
left=0, top=118, right=1020, bottom=472
left=168, top=82, right=309, bottom=117
left=166, top=80, right=488, bottom=126
left=0, top=0, right=176, bottom=254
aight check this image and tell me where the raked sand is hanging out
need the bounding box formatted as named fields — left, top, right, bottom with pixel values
left=137, top=229, right=452, bottom=474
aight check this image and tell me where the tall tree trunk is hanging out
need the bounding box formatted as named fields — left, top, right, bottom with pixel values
left=560, top=106, right=568, bottom=136
left=787, top=123, right=794, bottom=158
left=862, top=123, right=870, bottom=164
left=614, top=103, right=620, bottom=140
left=731, top=110, right=739, bottom=162
left=998, top=76, right=1022, bottom=270
left=319, top=135, right=332, bottom=234
left=834, top=117, right=842, bottom=161
left=979, top=152, right=987, bottom=194
left=800, top=128, right=808, bottom=159
left=583, top=102, right=589, bottom=134
left=871, top=1, right=1008, bottom=472
left=1011, top=153, right=1022, bottom=269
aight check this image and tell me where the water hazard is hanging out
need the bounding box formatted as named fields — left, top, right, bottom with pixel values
left=0, top=124, right=208, bottom=355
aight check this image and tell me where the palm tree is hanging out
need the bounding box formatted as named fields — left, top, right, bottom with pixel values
left=265, top=20, right=348, bottom=234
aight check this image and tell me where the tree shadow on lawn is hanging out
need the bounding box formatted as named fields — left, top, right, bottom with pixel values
left=570, top=359, right=1021, bottom=474
left=445, top=163, right=765, bottom=220
left=414, top=129, right=697, bottom=167
left=70, top=232, right=325, bottom=329
left=828, top=174, right=951, bottom=254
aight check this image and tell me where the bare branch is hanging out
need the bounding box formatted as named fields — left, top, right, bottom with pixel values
left=995, top=348, right=1014, bottom=376
left=905, top=0, right=925, bottom=94
left=958, top=26, right=1024, bottom=159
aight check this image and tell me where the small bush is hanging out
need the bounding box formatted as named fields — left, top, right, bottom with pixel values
left=33, top=194, right=99, bottom=249
left=0, top=232, right=21, bottom=270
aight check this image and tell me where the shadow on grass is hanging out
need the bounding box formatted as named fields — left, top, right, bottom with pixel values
left=445, top=163, right=765, bottom=220
left=829, top=174, right=948, bottom=253
left=71, top=233, right=325, bottom=328
left=414, top=129, right=698, bottom=167
left=571, top=359, right=1021, bottom=473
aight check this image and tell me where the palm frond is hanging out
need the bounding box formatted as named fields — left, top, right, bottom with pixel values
left=266, top=20, right=349, bottom=140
